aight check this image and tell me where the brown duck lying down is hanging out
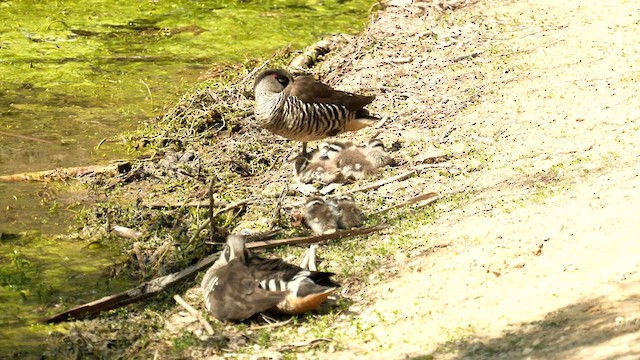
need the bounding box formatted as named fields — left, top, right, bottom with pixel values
left=201, top=235, right=339, bottom=322
left=254, top=68, right=379, bottom=156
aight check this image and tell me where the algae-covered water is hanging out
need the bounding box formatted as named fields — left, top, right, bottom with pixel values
left=0, top=0, right=373, bottom=228
left=0, top=232, right=132, bottom=354
left=0, top=0, right=372, bottom=355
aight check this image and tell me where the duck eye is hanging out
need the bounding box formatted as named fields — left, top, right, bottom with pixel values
left=273, top=74, right=288, bottom=86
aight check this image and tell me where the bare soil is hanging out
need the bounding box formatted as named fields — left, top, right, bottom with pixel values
left=313, top=0, right=640, bottom=358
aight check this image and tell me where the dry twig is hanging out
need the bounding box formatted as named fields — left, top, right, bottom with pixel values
left=187, top=198, right=254, bottom=244
left=213, top=198, right=253, bottom=218
left=173, top=294, right=214, bottom=335
left=277, top=338, right=333, bottom=352
left=373, top=116, right=390, bottom=129
left=0, top=163, right=124, bottom=182
left=240, top=60, right=270, bottom=84
left=247, top=223, right=387, bottom=249
left=347, top=170, right=416, bottom=194
left=132, top=242, right=147, bottom=277
left=250, top=318, right=293, bottom=330
left=269, top=184, right=288, bottom=229
left=371, top=192, right=440, bottom=216
left=208, top=178, right=216, bottom=242
left=143, top=200, right=215, bottom=209
left=414, top=162, right=454, bottom=172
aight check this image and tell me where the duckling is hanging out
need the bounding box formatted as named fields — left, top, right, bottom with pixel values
left=247, top=245, right=339, bottom=315
left=331, top=143, right=377, bottom=180
left=318, top=140, right=379, bottom=180
left=317, top=140, right=357, bottom=160
left=327, top=194, right=365, bottom=229
left=364, top=138, right=397, bottom=168
left=293, top=154, right=345, bottom=185
left=200, top=235, right=288, bottom=322
left=302, top=196, right=338, bottom=235
left=254, top=68, right=378, bottom=155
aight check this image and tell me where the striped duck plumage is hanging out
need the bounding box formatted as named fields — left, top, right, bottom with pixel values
left=326, top=194, right=365, bottom=230
left=247, top=244, right=339, bottom=315
left=303, top=196, right=339, bottom=235
left=317, top=140, right=357, bottom=160
left=254, top=68, right=378, bottom=155
left=201, top=235, right=339, bottom=320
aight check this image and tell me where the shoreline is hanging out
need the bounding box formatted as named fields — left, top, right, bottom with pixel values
left=15, top=0, right=640, bottom=358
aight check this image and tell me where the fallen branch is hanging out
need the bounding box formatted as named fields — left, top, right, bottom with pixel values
left=143, top=200, right=216, bottom=209
left=0, top=130, right=56, bottom=144
left=277, top=338, right=332, bottom=352
left=414, top=162, right=453, bottom=172
left=43, top=250, right=221, bottom=323
left=173, top=294, right=214, bottom=335
left=250, top=318, right=293, bottom=330
left=0, top=163, right=125, bottom=182
left=347, top=170, right=416, bottom=194
left=289, top=38, right=335, bottom=71
left=246, top=223, right=387, bottom=250
left=43, top=224, right=385, bottom=323
left=371, top=192, right=440, bottom=216
left=44, top=224, right=381, bottom=323
left=207, top=229, right=281, bottom=245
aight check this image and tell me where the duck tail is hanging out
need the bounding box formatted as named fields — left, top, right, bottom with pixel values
left=345, top=115, right=379, bottom=132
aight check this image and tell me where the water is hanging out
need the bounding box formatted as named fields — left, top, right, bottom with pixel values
left=0, top=0, right=372, bottom=355
left=0, top=0, right=373, bottom=231
left=0, top=0, right=372, bottom=177
left=0, top=232, right=131, bottom=354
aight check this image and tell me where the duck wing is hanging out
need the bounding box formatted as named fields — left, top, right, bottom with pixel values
left=206, top=260, right=288, bottom=322
left=289, top=75, right=375, bottom=112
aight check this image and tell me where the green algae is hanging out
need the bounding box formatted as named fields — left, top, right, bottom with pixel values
left=0, top=0, right=374, bottom=356
left=0, top=0, right=373, bottom=177
left=0, top=232, right=131, bottom=356
left=0, top=0, right=374, bottom=222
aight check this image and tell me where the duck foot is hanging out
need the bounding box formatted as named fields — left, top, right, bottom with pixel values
left=259, top=313, right=279, bottom=324
left=299, top=244, right=318, bottom=271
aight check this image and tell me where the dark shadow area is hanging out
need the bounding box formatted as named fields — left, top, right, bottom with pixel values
left=428, top=293, right=640, bottom=359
